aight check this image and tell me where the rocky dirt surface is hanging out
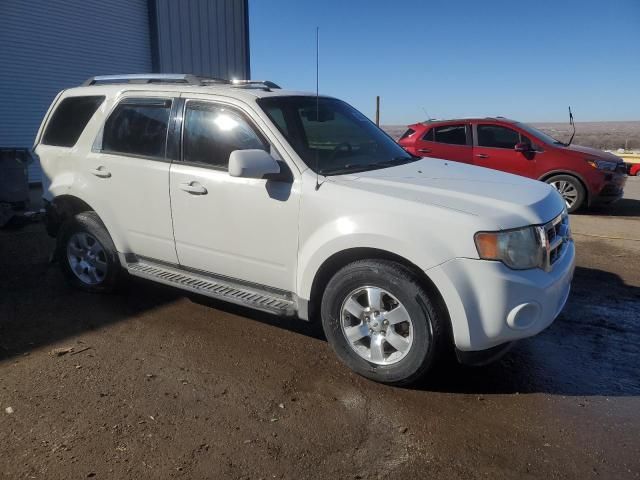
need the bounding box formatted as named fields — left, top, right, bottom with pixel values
left=1, top=179, right=639, bottom=479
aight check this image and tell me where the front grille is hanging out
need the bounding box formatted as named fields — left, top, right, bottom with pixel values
left=539, top=212, right=571, bottom=271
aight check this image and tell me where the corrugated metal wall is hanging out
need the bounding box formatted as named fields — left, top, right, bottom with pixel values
left=0, top=0, right=152, bottom=182
left=152, top=0, right=250, bottom=80
left=0, top=0, right=250, bottom=183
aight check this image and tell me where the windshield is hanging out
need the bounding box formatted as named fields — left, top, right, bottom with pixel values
left=257, top=96, right=415, bottom=175
left=515, top=122, right=566, bottom=146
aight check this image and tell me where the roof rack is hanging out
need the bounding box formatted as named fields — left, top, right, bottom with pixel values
left=81, top=74, right=230, bottom=86
left=230, top=79, right=281, bottom=91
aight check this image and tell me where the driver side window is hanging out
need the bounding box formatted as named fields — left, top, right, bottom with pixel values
left=182, top=102, right=268, bottom=169
left=477, top=125, right=520, bottom=149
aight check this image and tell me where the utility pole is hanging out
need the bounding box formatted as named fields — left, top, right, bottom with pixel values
left=375, top=96, right=380, bottom=126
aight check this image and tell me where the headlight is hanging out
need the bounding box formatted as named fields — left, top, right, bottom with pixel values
left=587, top=159, right=618, bottom=171
left=475, top=226, right=544, bottom=270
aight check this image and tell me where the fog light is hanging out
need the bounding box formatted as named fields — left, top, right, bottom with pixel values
left=506, top=302, right=541, bottom=330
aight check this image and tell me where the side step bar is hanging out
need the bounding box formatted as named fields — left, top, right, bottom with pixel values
left=126, top=259, right=296, bottom=316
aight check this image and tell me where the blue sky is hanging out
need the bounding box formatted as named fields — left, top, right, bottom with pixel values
left=249, top=0, right=640, bottom=124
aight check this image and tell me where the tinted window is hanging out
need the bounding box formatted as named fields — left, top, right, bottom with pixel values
left=102, top=100, right=171, bottom=158
left=433, top=125, right=467, bottom=145
left=477, top=125, right=520, bottom=149
left=258, top=96, right=413, bottom=175
left=422, top=128, right=434, bottom=141
left=263, top=106, right=289, bottom=136
left=183, top=103, right=268, bottom=168
left=42, top=96, right=105, bottom=147
left=400, top=128, right=415, bottom=140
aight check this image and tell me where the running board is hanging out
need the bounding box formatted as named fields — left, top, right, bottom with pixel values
left=126, top=260, right=296, bottom=316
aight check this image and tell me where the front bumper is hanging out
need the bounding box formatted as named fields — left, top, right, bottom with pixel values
left=590, top=172, right=626, bottom=206
left=427, top=240, right=575, bottom=353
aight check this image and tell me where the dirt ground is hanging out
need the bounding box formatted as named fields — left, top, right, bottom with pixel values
left=1, top=180, right=639, bottom=479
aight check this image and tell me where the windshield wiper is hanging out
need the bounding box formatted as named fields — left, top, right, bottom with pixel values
left=319, top=157, right=416, bottom=176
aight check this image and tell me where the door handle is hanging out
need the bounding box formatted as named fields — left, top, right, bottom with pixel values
left=475, top=154, right=489, bottom=159
left=179, top=181, right=208, bottom=195
left=90, top=166, right=111, bottom=178
left=418, top=148, right=432, bottom=154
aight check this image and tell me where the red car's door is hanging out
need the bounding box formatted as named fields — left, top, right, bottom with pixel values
left=473, top=123, right=536, bottom=177
left=414, top=123, right=473, bottom=164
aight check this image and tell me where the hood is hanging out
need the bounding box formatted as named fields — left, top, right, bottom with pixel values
left=562, top=144, right=623, bottom=162
left=329, top=158, right=565, bottom=229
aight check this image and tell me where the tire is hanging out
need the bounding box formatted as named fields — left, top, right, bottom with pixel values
left=320, top=259, right=447, bottom=385
left=545, top=174, right=586, bottom=213
left=57, top=211, right=121, bottom=293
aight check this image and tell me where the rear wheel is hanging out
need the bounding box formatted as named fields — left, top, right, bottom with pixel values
left=58, top=212, right=121, bottom=293
left=546, top=174, right=586, bottom=213
left=320, top=259, right=447, bottom=385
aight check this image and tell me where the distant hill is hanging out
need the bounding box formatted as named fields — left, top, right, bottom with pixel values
left=382, top=121, right=640, bottom=150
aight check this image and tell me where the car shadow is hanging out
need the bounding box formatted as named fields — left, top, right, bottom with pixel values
left=2, top=224, right=638, bottom=398
left=0, top=224, right=179, bottom=361
left=412, top=265, right=640, bottom=397
left=580, top=196, right=640, bottom=218
left=188, top=264, right=640, bottom=398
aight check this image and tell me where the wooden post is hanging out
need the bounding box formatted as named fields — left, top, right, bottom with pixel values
left=375, top=96, right=380, bottom=126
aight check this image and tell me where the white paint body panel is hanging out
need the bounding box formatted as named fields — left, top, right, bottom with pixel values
left=36, top=83, right=575, bottom=353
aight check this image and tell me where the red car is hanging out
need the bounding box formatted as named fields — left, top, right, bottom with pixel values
left=398, top=118, right=627, bottom=212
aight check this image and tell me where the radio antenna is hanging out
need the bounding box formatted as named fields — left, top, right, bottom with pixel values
left=567, top=106, right=576, bottom=146
left=314, top=26, right=322, bottom=191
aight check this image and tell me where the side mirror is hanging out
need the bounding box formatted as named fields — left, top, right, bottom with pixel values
left=514, top=142, right=531, bottom=152
left=228, top=149, right=280, bottom=179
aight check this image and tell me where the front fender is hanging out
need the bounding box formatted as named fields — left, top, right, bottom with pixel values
left=296, top=213, right=459, bottom=301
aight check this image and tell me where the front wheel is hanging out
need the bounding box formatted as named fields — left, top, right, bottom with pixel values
left=546, top=174, right=586, bottom=213
left=321, top=260, right=448, bottom=385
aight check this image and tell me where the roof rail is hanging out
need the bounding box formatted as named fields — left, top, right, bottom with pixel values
left=230, top=79, right=281, bottom=91
left=81, top=74, right=229, bottom=86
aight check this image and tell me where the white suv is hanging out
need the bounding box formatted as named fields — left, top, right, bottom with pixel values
left=35, top=74, right=575, bottom=385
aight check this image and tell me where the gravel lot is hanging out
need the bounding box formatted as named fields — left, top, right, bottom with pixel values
left=1, top=179, right=639, bottom=479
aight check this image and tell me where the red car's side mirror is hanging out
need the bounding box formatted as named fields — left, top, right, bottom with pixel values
left=514, top=142, right=530, bottom=152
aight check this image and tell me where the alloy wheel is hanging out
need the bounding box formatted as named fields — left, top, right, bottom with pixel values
left=66, top=232, right=108, bottom=285
left=551, top=180, right=579, bottom=209
left=340, top=286, right=414, bottom=365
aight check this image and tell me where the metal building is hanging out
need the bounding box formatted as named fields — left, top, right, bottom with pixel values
left=0, top=0, right=250, bottom=183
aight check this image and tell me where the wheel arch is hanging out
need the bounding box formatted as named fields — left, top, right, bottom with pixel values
left=46, top=194, right=96, bottom=237
left=538, top=170, right=590, bottom=205
left=307, top=247, right=453, bottom=340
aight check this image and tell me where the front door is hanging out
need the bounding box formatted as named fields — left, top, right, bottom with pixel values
left=169, top=97, right=300, bottom=292
left=473, top=123, right=536, bottom=177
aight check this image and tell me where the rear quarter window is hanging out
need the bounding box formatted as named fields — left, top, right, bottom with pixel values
left=42, top=96, right=105, bottom=147
left=399, top=128, right=416, bottom=140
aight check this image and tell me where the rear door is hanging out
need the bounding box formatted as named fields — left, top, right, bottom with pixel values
left=413, top=123, right=473, bottom=163
left=473, top=123, right=536, bottom=177
left=84, top=93, right=178, bottom=263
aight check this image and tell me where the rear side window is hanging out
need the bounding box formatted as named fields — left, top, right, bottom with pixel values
left=477, top=125, right=520, bottom=149
left=42, top=96, right=105, bottom=147
left=399, top=128, right=415, bottom=140
left=102, top=99, right=171, bottom=159
left=433, top=125, right=467, bottom=145
left=422, top=128, right=434, bottom=141
left=183, top=102, right=268, bottom=169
